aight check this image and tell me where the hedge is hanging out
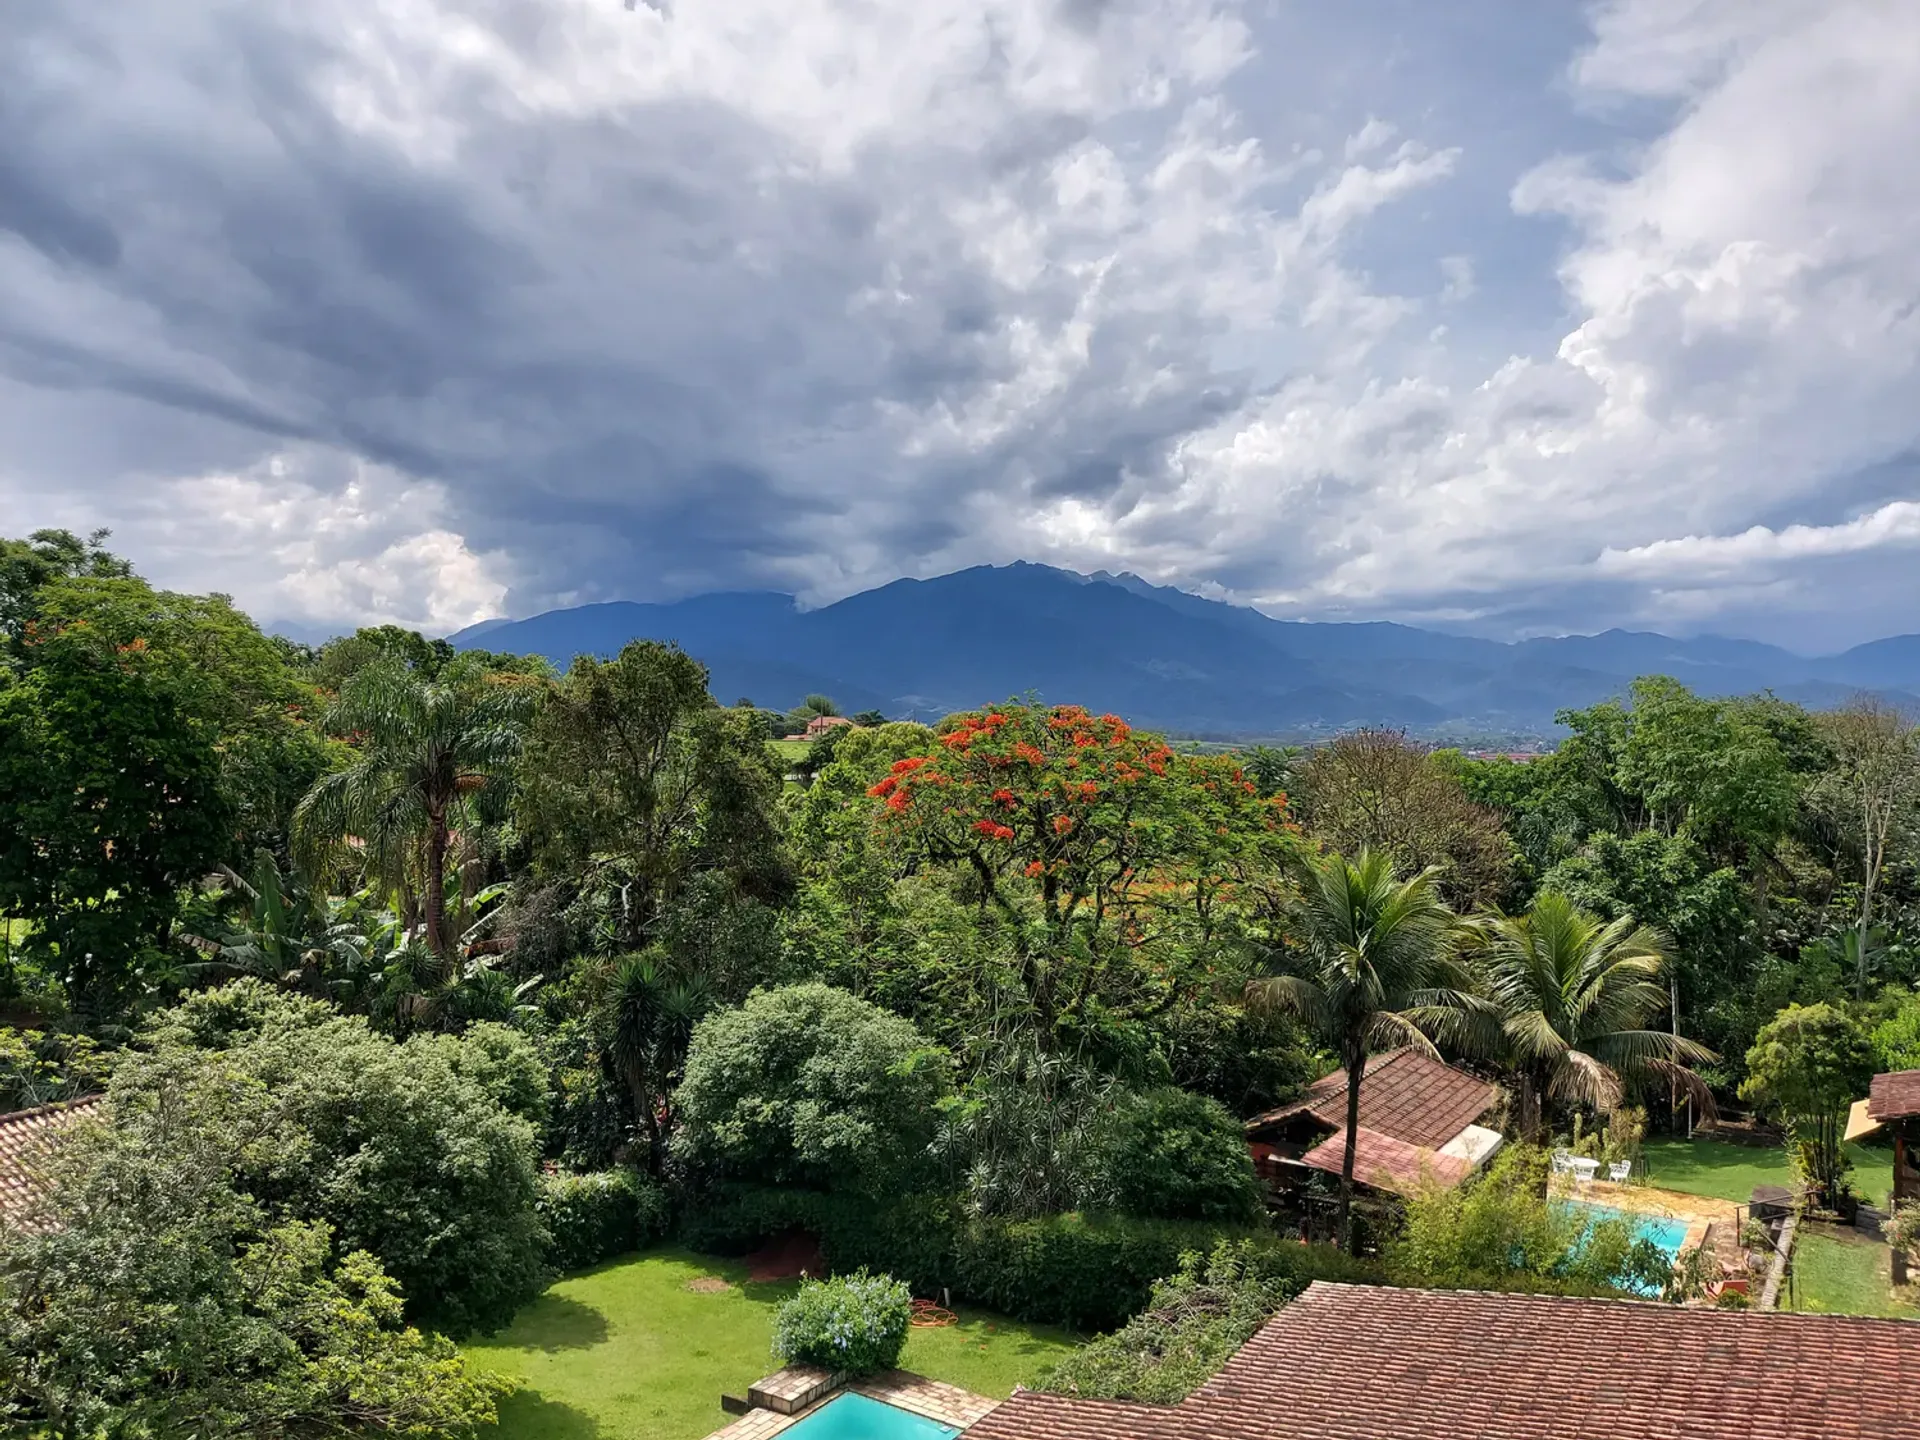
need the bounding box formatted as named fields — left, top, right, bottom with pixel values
left=677, top=1186, right=1377, bottom=1333
left=537, top=1168, right=672, bottom=1272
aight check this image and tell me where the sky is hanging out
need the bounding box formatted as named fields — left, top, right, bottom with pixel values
left=3, top=0, right=1919, bottom=652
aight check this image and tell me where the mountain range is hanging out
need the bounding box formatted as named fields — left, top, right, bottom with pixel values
left=449, top=563, right=1920, bottom=740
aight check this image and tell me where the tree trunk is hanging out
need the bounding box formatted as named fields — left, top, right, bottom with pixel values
left=1338, top=1044, right=1367, bottom=1256
left=424, top=809, right=450, bottom=959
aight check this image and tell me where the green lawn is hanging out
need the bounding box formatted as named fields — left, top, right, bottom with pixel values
left=463, top=1249, right=1078, bottom=1440
left=1641, top=1135, right=1895, bottom=1209
left=767, top=738, right=812, bottom=764
left=1639, top=1136, right=1915, bottom=1320
left=1786, top=1226, right=1920, bottom=1321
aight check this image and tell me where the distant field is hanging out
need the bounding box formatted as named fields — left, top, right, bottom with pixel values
left=767, top=738, right=811, bottom=763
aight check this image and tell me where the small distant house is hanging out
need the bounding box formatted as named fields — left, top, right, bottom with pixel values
left=0, top=1096, right=104, bottom=1226
left=1852, top=1068, right=1920, bottom=1283
left=1245, top=1048, right=1503, bottom=1198
left=803, top=714, right=854, bottom=738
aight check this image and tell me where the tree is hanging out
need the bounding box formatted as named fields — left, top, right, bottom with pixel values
left=294, top=655, right=534, bottom=958
left=1740, top=1002, right=1876, bottom=1210
left=0, top=1056, right=510, bottom=1437
left=595, top=950, right=715, bottom=1174
left=1247, top=847, right=1471, bottom=1253
left=0, top=617, right=231, bottom=1017
left=1093, top=1086, right=1263, bottom=1222
left=0, top=527, right=130, bottom=649
left=513, top=641, right=791, bottom=955
left=1811, top=697, right=1920, bottom=999
left=1468, top=891, right=1714, bottom=1142
left=852, top=709, right=888, bottom=727
left=672, top=982, right=951, bottom=1197
left=133, top=982, right=549, bottom=1335
left=1294, top=730, right=1514, bottom=907
left=868, top=704, right=1293, bottom=1050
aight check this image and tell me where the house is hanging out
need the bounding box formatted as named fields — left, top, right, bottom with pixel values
left=968, top=1281, right=1919, bottom=1440
left=803, top=714, right=854, bottom=738
left=1852, top=1067, right=1920, bottom=1283
left=1244, top=1048, right=1503, bottom=1198
left=0, top=1096, right=103, bottom=1225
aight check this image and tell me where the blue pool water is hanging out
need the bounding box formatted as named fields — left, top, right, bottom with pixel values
left=783, top=1394, right=960, bottom=1440
left=1564, top=1200, right=1691, bottom=1260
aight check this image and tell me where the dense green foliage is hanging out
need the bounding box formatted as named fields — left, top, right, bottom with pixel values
left=673, top=982, right=951, bottom=1196
left=771, top=1271, right=913, bottom=1375
left=1385, top=1146, right=1673, bottom=1295
left=5, top=529, right=1920, bottom=1427
left=536, top=1168, right=674, bottom=1272
left=1037, top=1242, right=1309, bottom=1403
left=0, top=1047, right=509, bottom=1438
left=133, top=983, right=550, bottom=1336
left=1739, top=1002, right=1877, bottom=1208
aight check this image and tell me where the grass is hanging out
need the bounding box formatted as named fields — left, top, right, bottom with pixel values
left=1639, top=1135, right=1915, bottom=1320
left=767, top=738, right=812, bottom=764
left=1785, top=1225, right=1920, bottom=1321
left=1641, top=1135, right=1895, bottom=1209
left=463, top=1249, right=1078, bottom=1440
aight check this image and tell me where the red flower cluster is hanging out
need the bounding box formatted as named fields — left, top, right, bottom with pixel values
left=867, top=776, right=899, bottom=798
left=991, top=788, right=1017, bottom=806
left=1025, top=860, right=1046, bottom=878
left=892, top=756, right=930, bottom=775
left=1012, top=741, right=1045, bottom=766
left=974, top=820, right=1015, bottom=841
left=1053, top=815, right=1074, bottom=835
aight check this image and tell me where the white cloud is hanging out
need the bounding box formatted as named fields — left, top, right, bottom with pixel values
left=1598, top=501, right=1920, bottom=580
left=1, top=0, right=1917, bottom=650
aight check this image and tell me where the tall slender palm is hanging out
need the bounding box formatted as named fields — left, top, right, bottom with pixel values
left=1471, top=891, right=1715, bottom=1143
left=1248, top=847, right=1476, bottom=1253
left=293, top=657, right=531, bottom=958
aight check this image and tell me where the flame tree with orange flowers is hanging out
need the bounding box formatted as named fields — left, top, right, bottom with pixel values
left=862, top=704, right=1297, bottom=1049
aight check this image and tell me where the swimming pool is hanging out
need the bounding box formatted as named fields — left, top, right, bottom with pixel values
left=782, top=1393, right=960, bottom=1440
left=1562, top=1200, right=1691, bottom=1261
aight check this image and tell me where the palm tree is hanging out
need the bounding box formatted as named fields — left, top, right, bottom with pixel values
left=599, top=952, right=715, bottom=1174
left=293, top=657, right=532, bottom=958
left=1248, top=847, right=1476, bottom=1253
left=1470, top=890, right=1715, bottom=1143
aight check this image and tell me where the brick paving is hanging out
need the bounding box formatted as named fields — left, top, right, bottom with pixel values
left=853, top=1371, right=1001, bottom=1429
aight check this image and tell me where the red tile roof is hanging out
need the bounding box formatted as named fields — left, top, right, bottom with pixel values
left=969, top=1281, right=1920, bottom=1440
left=1246, top=1048, right=1497, bottom=1149
left=1297, top=1125, right=1473, bottom=1195
left=0, top=1096, right=103, bottom=1222
left=1868, top=1068, right=1920, bottom=1122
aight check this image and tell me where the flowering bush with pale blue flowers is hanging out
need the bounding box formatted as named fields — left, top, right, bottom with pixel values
left=771, top=1270, right=912, bottom=1375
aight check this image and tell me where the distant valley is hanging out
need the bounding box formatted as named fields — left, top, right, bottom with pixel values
left=451, top=564, right=1920, bottom=740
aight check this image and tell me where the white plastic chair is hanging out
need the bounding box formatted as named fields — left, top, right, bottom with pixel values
left=1607, top=1160, right=1631, bottom=1184
left=1551, top=1149, right=1574, bottom=1177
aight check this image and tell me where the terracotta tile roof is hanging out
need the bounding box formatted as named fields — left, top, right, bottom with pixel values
left=969, top=1281, right=1920, bottom=1440
left=1246, top=1048, right=1497, bottom=1149
left=0, top=1096, right=103, bottom=1222
left=1297, top=1125, right=1473, bottom=1195
left=1868, top=1068, right=1920, bottom=1122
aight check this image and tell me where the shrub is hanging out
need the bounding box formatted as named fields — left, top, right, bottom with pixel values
left=772, top=1271, right=912, bottom=1375
left=1886, top=1200, right=1920, bottom=1260
left=1038, top=1242, right=1303, bottom=1403
left=1385, top=1145, right=1670, bottom=1297
left=681, top=1186, right=1377, bottom=1334
left=537, top=1168, right=672, bottom=1272
left=0, top=1062, right=512, bottom=1437
left=129, top=983, right=549, bottom=1336
left=673, top=983, right=951, bottom=1197
left=1093, top=1087, right=1264, bottom=1223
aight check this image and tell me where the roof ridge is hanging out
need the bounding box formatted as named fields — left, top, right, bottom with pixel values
left=1296, top=1278, right=1920, bottom=1329
left=0, top=1094, right=105, bottom=1124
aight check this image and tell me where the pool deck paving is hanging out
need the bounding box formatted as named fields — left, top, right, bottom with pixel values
left=706, top=1370, right=1000, bottom=1439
